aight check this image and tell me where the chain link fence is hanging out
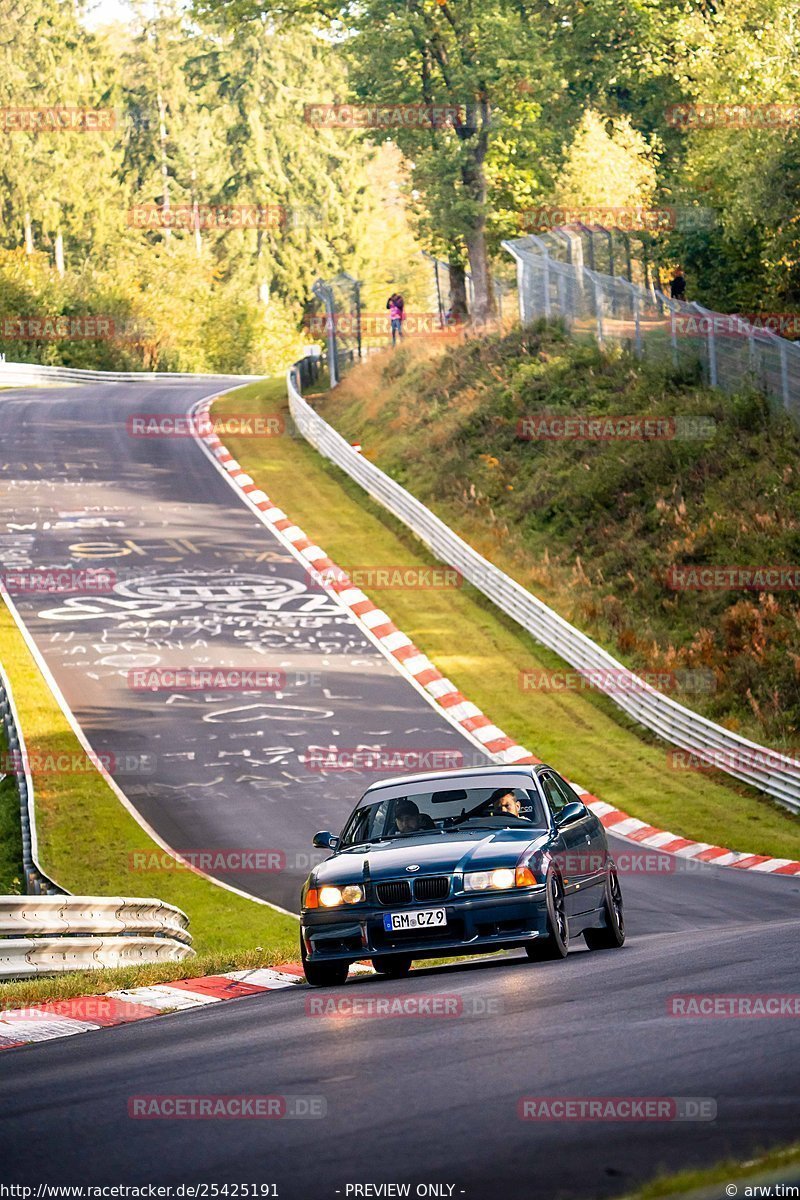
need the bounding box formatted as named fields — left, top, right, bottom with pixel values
left=286, top=365, right=800, bottom=813
left=502, top=231, right=800, bottom=425
left=311, top=272, right=362, bottom=387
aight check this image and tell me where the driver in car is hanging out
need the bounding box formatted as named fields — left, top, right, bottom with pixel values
left=487, top=788, right=524, bottom=818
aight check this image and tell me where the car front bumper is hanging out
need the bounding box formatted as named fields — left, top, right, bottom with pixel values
left=301, top=887, right=549, bottom=963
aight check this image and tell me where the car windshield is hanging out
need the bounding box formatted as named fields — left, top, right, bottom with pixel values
left=339, top=777, right=547, bottom=847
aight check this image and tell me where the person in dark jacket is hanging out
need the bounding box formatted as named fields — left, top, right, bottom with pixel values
left=669, top=267, right=687, bottom=301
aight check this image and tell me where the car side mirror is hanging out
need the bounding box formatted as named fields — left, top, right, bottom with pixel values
left=555, top=801, right=587, bottom=827
left=312, top=830, right=340, bottom=850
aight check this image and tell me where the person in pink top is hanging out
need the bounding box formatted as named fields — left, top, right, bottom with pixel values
left=386, top=292, right=405, bottom=346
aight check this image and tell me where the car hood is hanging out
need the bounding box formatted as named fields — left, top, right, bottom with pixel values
left=313, top=829, right=551, bottom=885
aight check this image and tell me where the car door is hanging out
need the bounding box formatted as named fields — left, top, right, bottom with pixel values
left=537, top=771, right=592, bottom=916
left=549, top=771, right=608, bottom=911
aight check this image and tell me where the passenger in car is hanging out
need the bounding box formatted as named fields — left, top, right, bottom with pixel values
left=395, top=799, right=435, bottom=833
left=395, top=799, right=421, bottom=833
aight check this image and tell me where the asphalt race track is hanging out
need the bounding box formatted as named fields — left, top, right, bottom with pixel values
left=0, top=380, right=798, bottom=1198
left=0, top=379, right=487, bottom=910
left=1, top=868, right=798, bottom=1197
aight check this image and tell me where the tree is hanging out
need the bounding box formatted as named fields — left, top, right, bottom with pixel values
left=555, top=110, right=657, bottom=208
left=195, top=0, right=559, bottom=322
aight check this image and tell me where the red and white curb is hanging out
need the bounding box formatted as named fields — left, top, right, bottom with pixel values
left=0, top=963, right=383, bottom=1052
left=192, top=395, right=800, bottom=880
left=0, top=966, right=308, bottom=1051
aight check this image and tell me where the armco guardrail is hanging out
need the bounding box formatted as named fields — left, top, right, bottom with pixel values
left=0, top=937, right=193, bottom=979
left=0, top=661, right=63, bottom=896
left=0, top=360, right=262, bottom=386
left=0, top=896, right=193, bottom=978
left=0, top=896, right=191, bottom=941
left=287, top=366, right=800, bottom=813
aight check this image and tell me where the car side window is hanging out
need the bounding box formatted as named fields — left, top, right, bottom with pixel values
left=550, top=773, right=584, bottom=809
left=539, top=772, right=568, bottom=815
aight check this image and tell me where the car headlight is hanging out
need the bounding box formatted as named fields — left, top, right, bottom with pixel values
left=463, top=866, right=544, bottom=892
left=464, top=868, right=516, bottom=892
left=317, top=884, right=364, bottom=908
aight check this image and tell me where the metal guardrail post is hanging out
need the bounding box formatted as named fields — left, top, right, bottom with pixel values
left=707, top=315, right=718, bottom=388
left=780, top=338, right=790, bottom=410
left=312, top=280, right=338, bottom=388
left=354, top=279, right=363, bottom=360
left=633, top=289, right=642, bottom=356
left=542, top=253, right=552, bottom=319
left=594, top=278, right=605, bottom=346
left=502, top=237, right=552, bottom=323
left=670, top=302, right=678, bottom=368
left=557, top=272, right=568, bottom=324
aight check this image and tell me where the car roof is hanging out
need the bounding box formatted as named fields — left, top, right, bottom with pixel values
left=361, top=763, right=551, bottom=796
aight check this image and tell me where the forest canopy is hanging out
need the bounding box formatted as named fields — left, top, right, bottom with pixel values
left=2, top=0, right=800, bottom=369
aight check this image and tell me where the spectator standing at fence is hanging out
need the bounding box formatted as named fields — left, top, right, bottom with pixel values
left=670, top=267, right=687, bottom=302
left=387, top=292, right=405, bottom=346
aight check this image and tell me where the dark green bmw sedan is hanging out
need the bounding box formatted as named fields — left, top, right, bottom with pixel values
left=300, top=764, right=625, bottom=986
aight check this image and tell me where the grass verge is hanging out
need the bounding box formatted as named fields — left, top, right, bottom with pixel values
left=625, top=1140, right=800, bottom=1199
left=216, top=377, right=800, bottom=861
left=0, top=946, right=298, bottom=1012
left=321, top=331, right=800, bottom=749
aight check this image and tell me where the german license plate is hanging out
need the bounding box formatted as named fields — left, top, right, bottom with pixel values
left=383, top=908, right=447, bottom=932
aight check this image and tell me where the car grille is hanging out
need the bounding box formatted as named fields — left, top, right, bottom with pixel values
left=375, top=876, right=451, bottom=905
left=376, top=880, right=412, bottom=906
left=414, top=876, right=450, bottom=902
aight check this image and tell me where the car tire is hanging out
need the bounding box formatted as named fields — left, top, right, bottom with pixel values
left=583, top=866, right=625, bottom=950
left=526, top=871, right=569, bottom=961
left=371, top=954, right=413, bottom=979
left=301, top=938, right=350, bottom=987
